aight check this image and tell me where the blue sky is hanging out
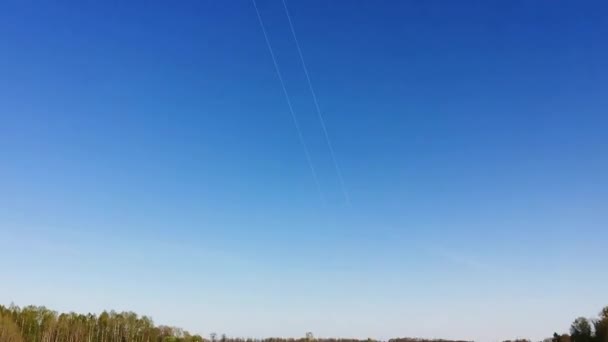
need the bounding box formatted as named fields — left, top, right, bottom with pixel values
left=1, top=1, right=607, bottom=341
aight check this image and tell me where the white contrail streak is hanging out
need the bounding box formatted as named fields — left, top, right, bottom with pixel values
left=281, top=0, right=350, bottom=205
left=251, top=0, right=324, bottom=203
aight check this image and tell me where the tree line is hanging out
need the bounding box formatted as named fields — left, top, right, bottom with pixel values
left=0, top=304, right=204, bottom=342
left=1, top=302, right=606, bottom=342
left=502, top=305, right=608, bottom=342
left=549, top=306, right=608, bottom=342
left=0, top=303, right=474, bottom=342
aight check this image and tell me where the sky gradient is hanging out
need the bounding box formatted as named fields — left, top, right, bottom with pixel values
left=1, top=1, right=607, bottom=341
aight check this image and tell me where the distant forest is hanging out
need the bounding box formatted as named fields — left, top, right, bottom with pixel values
left=1, top=303, right=606, bottom=342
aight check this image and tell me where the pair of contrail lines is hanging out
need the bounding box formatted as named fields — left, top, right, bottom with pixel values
left=252, top=0, right=349, bottom=204
left=251, top=0, right=324, bottom=202
left=280, top=0, right=350, bottom=205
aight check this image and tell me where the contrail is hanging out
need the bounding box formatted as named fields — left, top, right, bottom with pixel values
left=281, top=0, right=350, bottom=205
left=251, top=0, right=325, bottom=203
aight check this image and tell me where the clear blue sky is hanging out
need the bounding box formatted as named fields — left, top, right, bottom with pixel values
left=1, top=1, right=607, bottom=341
